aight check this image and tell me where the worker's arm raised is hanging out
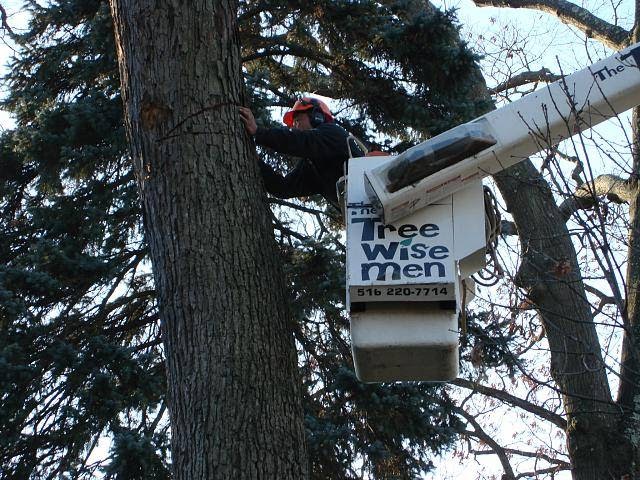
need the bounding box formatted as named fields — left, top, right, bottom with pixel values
left=254, top=123, right=349, bottom=160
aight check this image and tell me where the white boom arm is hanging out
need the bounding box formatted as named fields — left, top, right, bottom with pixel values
left=365, top=42, right=640, bottom=224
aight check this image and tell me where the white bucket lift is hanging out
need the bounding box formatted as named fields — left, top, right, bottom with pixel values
left=346, top=156, right=485, bottom=382
left=346, top=41, right=640, bottom=382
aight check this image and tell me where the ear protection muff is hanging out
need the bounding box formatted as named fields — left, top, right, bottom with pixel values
left=308, top=103, right=325, bottom=127
left=309, top=107, right=324, bottom=128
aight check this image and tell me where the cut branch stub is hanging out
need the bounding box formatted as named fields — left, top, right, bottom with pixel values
left=490, top=68, right=562, bottom=95
left=559, top=174, right=636, bottom=221
left=140, top=98, right=173, bottom=131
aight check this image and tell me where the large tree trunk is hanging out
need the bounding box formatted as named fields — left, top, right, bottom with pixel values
left=617, top=105, right=640, bottom=474
left=108, top=2, right=309, bottom=479
left=494, top=163, right=629, bottom=479
left=617, top=12, right=640, bottom=472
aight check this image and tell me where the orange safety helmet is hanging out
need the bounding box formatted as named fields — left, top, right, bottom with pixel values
left=283, top=97, right=334, bottom=128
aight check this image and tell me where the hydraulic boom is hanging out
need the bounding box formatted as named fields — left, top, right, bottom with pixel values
left=365, top=42, right=640, bottom=224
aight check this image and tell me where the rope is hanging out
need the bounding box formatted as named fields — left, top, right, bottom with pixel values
left=346, top=134, right=369, bottom=158
left=460, top=279, right=468, bottom=335
left=472, top=186, right=505, bottom=287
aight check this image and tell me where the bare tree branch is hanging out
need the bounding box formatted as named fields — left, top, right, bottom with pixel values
left=515, top=465, right=571, bottom=479
left=455, top=407, right=517, bottom=480
left=553, top=148, right=584, bottom=185
left=542, top=147, right=584, bottom=185
left=501, top=446, right=569, bottom=466
left=451, top=377, right=568, bottom=429
left=559, top=174, right=636, bottom=221
left=466, top=444, right=571, bottom=478
left=490, top=68, right=562, bottom=95
left=0, top=3, right=14, bottom=36
left=0, top=4, right=17, bottom=38
left=471, top=0, right=630, bottom=50
left=584, top=283, right=617, bottom=312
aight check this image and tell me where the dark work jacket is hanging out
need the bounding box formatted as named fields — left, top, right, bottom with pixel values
left=254, top=123, right=362, bottom=206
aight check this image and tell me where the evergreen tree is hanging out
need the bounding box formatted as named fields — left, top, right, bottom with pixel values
left=1, top=0, right=486, bottom=478
left=1, top=2, right=167, bottom=478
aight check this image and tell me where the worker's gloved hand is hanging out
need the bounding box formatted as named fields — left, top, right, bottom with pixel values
left=239, top=107, right=258, bottom=136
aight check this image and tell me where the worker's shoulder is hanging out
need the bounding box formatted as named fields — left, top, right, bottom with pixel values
left=316, top=122, right=349, bottom=137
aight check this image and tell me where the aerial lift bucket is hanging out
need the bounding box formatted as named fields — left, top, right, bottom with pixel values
left=346, top=157, right=485, bottom=382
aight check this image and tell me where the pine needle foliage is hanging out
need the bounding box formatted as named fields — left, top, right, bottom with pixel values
left=1, top=0, right=493, bottom=478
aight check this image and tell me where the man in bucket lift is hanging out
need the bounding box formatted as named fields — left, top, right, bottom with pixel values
left=239, top=97, right=363, bottom=209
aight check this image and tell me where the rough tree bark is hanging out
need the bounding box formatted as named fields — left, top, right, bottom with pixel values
left=618, top=49, right=640, bottom=474
left=108, top=2, right=309, bottom=479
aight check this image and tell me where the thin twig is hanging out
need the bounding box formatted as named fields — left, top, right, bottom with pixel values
left=0, top=4, right=15, bottom=35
